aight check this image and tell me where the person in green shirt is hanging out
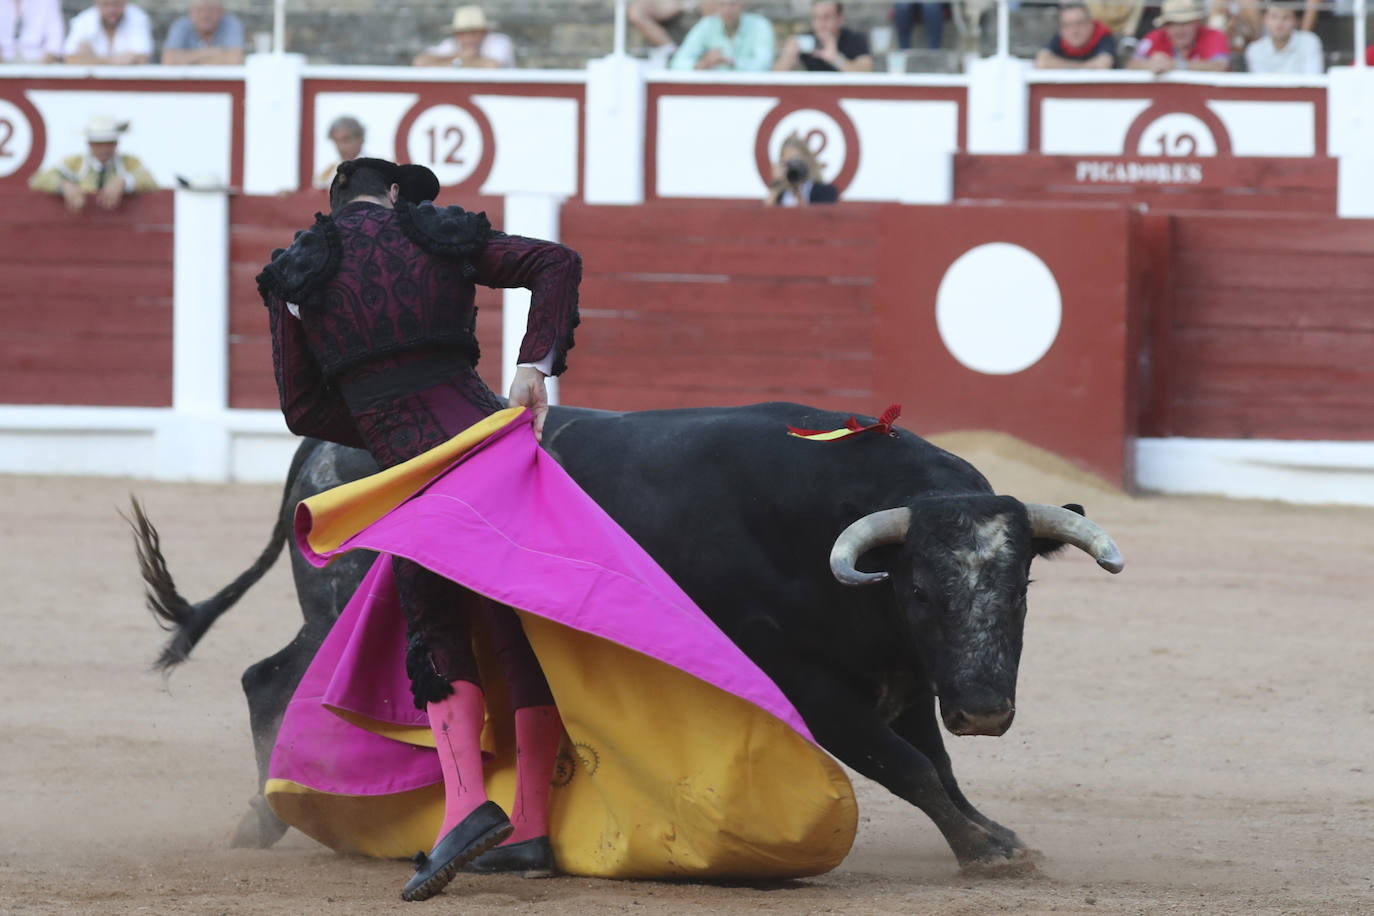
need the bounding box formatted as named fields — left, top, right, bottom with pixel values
left=669, top=0, right=774, bottom=71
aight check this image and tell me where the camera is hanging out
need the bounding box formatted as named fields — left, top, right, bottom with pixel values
left=784, top=158, right=809, bottom=184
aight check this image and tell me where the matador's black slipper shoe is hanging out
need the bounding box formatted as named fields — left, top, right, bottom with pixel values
left=463, top=836, right=557, bottom=878
left=401, top=801, right=514, bottom=902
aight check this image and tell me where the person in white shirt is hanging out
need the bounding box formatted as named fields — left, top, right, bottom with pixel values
left=412, top=5, right=515, bottom=68
left=0, top=0, right=64, bottom=62
left=1244, top=2, right=1323, bottom=74
left=63, top=0, right=152, bottom=64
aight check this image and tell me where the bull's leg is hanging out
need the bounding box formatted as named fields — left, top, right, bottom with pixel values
left=888, top=696, right=1024, bottom=853
left=768, top=662, right=1029, bottom=869
left=230, top=630, right=321, bottom=848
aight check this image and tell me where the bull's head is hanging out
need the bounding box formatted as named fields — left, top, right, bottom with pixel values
left=829, top=496, right=1122, bottom=738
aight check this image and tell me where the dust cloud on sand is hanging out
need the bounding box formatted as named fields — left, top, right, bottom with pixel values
left=2, top=436, right=1371, bottom=914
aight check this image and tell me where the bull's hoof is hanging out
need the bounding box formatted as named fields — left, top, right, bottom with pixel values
left=978, top=818, right=1023, bottom=852
left=230, top=796, right=290, bottom=849
left=952, top=822, right=1040, bottom=877
left=957, top=843, right=1042, bottom=878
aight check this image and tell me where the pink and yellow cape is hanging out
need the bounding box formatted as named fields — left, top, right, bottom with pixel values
left=266, top=408, right=858, bottom=879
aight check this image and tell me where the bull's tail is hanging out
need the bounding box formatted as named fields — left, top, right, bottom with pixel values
left=126, top=438, right=322, bottom=672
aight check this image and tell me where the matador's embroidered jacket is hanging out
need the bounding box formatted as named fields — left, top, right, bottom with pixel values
left=256, top=199, right=581, bottom=449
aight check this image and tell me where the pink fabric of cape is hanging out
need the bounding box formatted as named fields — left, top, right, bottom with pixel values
left=269, top=410, right=815, bottom=801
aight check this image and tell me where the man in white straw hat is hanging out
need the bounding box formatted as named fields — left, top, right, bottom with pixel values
left=1128, top=0, right=1231, bottom=72
left=28, top=114, right=157, bottom=213
left=412, top=5, right=515, bottom=68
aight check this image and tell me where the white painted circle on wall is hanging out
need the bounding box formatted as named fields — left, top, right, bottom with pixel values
left=935, top=243, right=1062, bottom=375
left=405, top=103, right=484, bottom=186
left=769, top=108, right=846, bottom=184
left=0, top=100, right=35, bottom=178
left=1135, top=112, right=1218, bottom=157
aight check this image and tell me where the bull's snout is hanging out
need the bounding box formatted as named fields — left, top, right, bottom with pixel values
left=943, top=704, right=1015, bottom=737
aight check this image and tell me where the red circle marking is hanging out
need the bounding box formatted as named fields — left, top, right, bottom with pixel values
left=0, top=90, right=46, bottom=185
left=394, top=96, right=496, bottom=194
left=1122, top=101, right=1233, bottom=157
left=754, top=101, right=860, bottom=193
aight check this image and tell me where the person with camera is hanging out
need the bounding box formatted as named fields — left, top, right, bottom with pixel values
left=774, top=0, right=872, bottom=71
left=763, top=132, right=839, bottom=207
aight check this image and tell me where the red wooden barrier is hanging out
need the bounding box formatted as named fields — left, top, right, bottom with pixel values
left=560, top=200, right=1143, bottom=484
left=8, top=189, right=1370, bottom=478
left=955, top=154, right=1338, bottom=214
left=226, top=191, right=506, bottom=409
left=1138, top=211, right=1374, bottom=440
left=0, top=190, right=174, bottom=406
left=872, top=202, right=1141, bottom=485
left=559, top=201, right=882, bottom=414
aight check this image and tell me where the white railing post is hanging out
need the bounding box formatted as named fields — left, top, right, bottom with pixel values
left=997, top=0, right=1011, bottom=59
left=966, top=54, right=1030, bottom=154
left=501, top=194, right=564, bottom=406
left=160, top=186, right=232, bottom=481
left=244, top=51, right=305, bottom=193
left=1356, top=0, right=1367, bottom=70
left=584, top=52, right=648, bottom=204
left=273, top=0, right=286, bottom=54
left=614, top=0, right=628, bottom=58
left=1329, top=7, right=1374, bottom=219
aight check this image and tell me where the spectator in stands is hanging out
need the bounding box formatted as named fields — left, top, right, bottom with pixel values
left=63, top=0, right=152, bottom=64
left=763, top=132, right=838, bottom=207
left=314, top=115, right=368, bottom=190
left=1127, top=0, right=1230, bottom=72
left=892, top=3, right=946, bottom=52
left=413, top=5, right=515, bottom=68
left=628, top=0, right=718, bottom=68
left=161, top=0, right=244, bottom=65
left=1035, top=1, right=1117, bottom=68
left=1, top=0, right=64, bottom=62
left=1244, top=2, right=1321, bottom=72
left=28, top=114, right=157, bottom=212
left=775, top=1, right=873, bottom=72
left=670, top=0, right=774, bottom=71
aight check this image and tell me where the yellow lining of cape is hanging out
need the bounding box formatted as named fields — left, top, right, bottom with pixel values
left=300, top=406, right=525, bottom=557
left=327, top=707, right=436, bottom=748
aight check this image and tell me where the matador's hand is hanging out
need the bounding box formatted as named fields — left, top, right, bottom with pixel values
left=508, top=365, right=549, bottom=442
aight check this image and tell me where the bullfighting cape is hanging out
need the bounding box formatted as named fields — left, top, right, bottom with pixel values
left=266, top=408, right=858, bottom=879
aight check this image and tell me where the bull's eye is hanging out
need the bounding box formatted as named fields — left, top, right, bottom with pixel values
left=910, top=584, right=929, bottom=604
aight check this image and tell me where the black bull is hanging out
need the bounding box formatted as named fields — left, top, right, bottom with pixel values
left=131, top=402, right=1123, bottom=871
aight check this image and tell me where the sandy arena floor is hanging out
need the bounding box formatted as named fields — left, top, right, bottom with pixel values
left=2, top=433, right=1371, bottom=915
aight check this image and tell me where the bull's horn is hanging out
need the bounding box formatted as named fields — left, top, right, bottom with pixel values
left=830, top=508, right=912, bottom=586
left=1025, top=503, right=1125, bottom=574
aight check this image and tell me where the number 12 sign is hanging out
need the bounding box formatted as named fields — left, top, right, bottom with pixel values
left=405, top=103, right=485, bottom=187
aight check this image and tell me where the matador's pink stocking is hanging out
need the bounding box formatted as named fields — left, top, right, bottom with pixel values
left=504, top=704, right=563, bottom=845
left=428, top=680, right=490, bottom=844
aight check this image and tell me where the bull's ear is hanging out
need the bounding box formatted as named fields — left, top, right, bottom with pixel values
left=1030, top=503, right=1085, bottom=559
